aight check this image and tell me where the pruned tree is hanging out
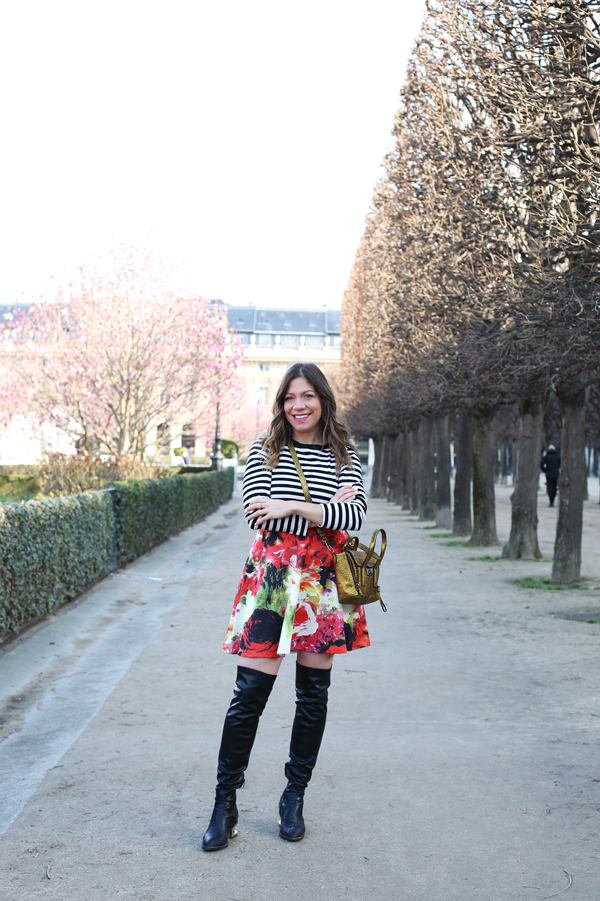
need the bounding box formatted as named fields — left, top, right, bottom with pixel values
left=340, top=0, right=600, bottom=575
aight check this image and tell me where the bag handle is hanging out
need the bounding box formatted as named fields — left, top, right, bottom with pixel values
left=362, top=528, right=387, bottom=566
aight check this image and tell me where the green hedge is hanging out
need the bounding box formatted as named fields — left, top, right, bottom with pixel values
left=0, top=492, right=113, bottom=641
left=112, top=468, right=234, bottom=564
left=0, top=468, right=234, bottom=643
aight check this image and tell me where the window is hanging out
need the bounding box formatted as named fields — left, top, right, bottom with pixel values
left=258, top=387, right=269, bottom=405
left=259, top=362, right=270, bottom=371
left=280, top=334, right=300, bottom=347
left=157, top=423, right=171, bottom=445
left=156, top=422, right=171, bottom=455
left=181, top=424, right=196, bottom=449
left=238, top=333, right=250, bottom=344
left=257, top=334, right=273, bottom=345
left=304, top=335, right=324, bottom=347
left=330, top=335, right=342, bottom=346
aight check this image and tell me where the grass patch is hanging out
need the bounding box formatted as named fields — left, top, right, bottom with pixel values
left=515, top=576, right=594, bottom=591
left=429, top=532, right=453, bottom=538
left=421, top=525, right=439, bottom=530
left=469, top=555, right=501, bottom=562
left=565, top=616, right=600, bottom=624
left=516, top=577, right=562, bottom=590
left=444, top=540, right=470, bottom=547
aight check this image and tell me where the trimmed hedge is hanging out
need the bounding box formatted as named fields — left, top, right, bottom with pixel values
left=0, top=492, right=113, bottom=641
left=0, top=468, right=234, bottom=643
left=113, top=468, right=234, bottom=564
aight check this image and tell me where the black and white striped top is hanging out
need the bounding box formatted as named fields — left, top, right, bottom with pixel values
left=242, top=439, right=367, bottom=537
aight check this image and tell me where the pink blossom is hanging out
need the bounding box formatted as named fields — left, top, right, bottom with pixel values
left=0, top=247, right=243, bottom=457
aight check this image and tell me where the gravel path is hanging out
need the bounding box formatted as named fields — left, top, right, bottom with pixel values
left=0, top=481, right=599, bottom=900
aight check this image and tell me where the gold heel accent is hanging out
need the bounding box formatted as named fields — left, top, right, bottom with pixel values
left=229, top=823, right=239, bottom=838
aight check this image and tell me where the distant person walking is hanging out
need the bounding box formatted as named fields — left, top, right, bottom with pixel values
left=541, top=444, right=561, bottom=507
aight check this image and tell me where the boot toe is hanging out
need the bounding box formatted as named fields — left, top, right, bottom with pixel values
left=279, top=790, right=306, bottom=842
left=202, top=801, right=239, bottom=851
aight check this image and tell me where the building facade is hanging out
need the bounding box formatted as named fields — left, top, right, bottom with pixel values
left=0, top=302, right=342, bottom=464
left=225, top=305, right=341, bottom=412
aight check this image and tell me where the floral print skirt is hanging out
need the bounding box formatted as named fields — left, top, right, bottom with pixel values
left=222, top=529, right=370, bottom=658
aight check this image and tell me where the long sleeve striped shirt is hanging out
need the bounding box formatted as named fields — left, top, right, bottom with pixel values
left=242, top=438, right=367, bottom=537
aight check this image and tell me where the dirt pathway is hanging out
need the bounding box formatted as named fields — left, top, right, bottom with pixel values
left=0, top=483, right=599, bottom=900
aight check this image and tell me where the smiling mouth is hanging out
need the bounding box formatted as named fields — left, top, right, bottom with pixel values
left=292, top=414, right=310, bottom=421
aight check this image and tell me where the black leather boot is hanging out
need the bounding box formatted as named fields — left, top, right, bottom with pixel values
left=202, top=666, right=276, bottom=851
left=279, top=662, right=331, bottom=842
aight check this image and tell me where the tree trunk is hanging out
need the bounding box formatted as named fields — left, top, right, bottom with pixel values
left=378, top=435, right=391, bottom=498
left=387, top=434, right=401, bottom=503
left=402, top=426, right=412, bottom=510
left=370, top=437, right=383, bottom=498
left=468, top=405, right=499, bottom=546
left=552, top=386, right=589, bottom=583
left=502, top=394, right=546, bottom=560
left=409, top=422, right=419, bottom=514
left=380, top=433, right=397, bottom=498
left=500, top=442, right=509, bottom=484
left=418, top=417, right=436, bottom=521
left=435, top=414, right=452, bottom=528
left=507, top=440, right=514, bottom=483
left=394, top=430, right=407, bottom=506
left=453, top=407, right=472, bottom=536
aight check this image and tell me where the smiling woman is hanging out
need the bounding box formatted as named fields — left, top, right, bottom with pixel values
left=283, top=377, right=322, bottom=443
left=202, top=361, right=369, bottom=852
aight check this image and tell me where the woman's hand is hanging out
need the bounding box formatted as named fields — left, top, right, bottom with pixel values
left=328, top=486, right=358, bottom=504
left=246, top=497, right=296, bottom=526
left=246, top=490, right=357, bottom=530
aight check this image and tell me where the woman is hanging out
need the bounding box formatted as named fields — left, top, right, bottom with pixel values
left=202, top=361, right=368, bottom=851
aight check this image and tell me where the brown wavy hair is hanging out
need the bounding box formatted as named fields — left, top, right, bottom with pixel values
left=262, top=362, right=355, bottom=473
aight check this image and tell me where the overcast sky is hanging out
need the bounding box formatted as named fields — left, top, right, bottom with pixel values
left=0, top=1, right=426, bottom=310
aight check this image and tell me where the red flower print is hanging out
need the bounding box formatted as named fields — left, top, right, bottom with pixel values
left=247, top=562, right=265, bottom=596
left=239, top=609, right=281, bottom=657
left=223, top=529, right=369, bottom=658
left=351, top=608, right=370, bottom=649
left=265, top=540, right=299, bottom=568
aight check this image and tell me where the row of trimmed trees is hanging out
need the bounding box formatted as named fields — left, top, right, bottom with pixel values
left=340, top=0, right=600, bottom=583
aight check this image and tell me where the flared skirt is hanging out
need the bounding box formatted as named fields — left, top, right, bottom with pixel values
left=222, top=528, right=370, bottom=657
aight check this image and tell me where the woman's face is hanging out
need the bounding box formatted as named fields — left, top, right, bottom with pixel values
left=283, top=377, right=323, bottom=443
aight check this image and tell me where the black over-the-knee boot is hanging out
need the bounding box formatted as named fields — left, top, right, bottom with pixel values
left=202, top=666, right=276, bottom=851
left=279, top=661, right=331, bottom=842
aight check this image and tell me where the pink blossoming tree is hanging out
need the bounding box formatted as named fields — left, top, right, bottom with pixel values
left=1, top=248, right=243, bottom=459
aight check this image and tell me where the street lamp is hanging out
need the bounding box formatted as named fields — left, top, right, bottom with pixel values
left=210, top=396, right=223, bottom=471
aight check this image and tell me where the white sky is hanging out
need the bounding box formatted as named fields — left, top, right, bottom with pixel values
left=0, top=0, right=426, bottom=310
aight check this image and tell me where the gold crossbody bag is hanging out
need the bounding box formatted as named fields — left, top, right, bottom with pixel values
left=288, top=443, right=387, bottom=612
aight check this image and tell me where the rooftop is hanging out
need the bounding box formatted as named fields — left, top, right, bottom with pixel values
left=225, top=305, right=340, bottom=335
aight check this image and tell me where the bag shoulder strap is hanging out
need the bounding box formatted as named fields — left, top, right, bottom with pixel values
left=288, top=442, right=329, bottom=545
left=288, top=442, right=312, bottom=502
